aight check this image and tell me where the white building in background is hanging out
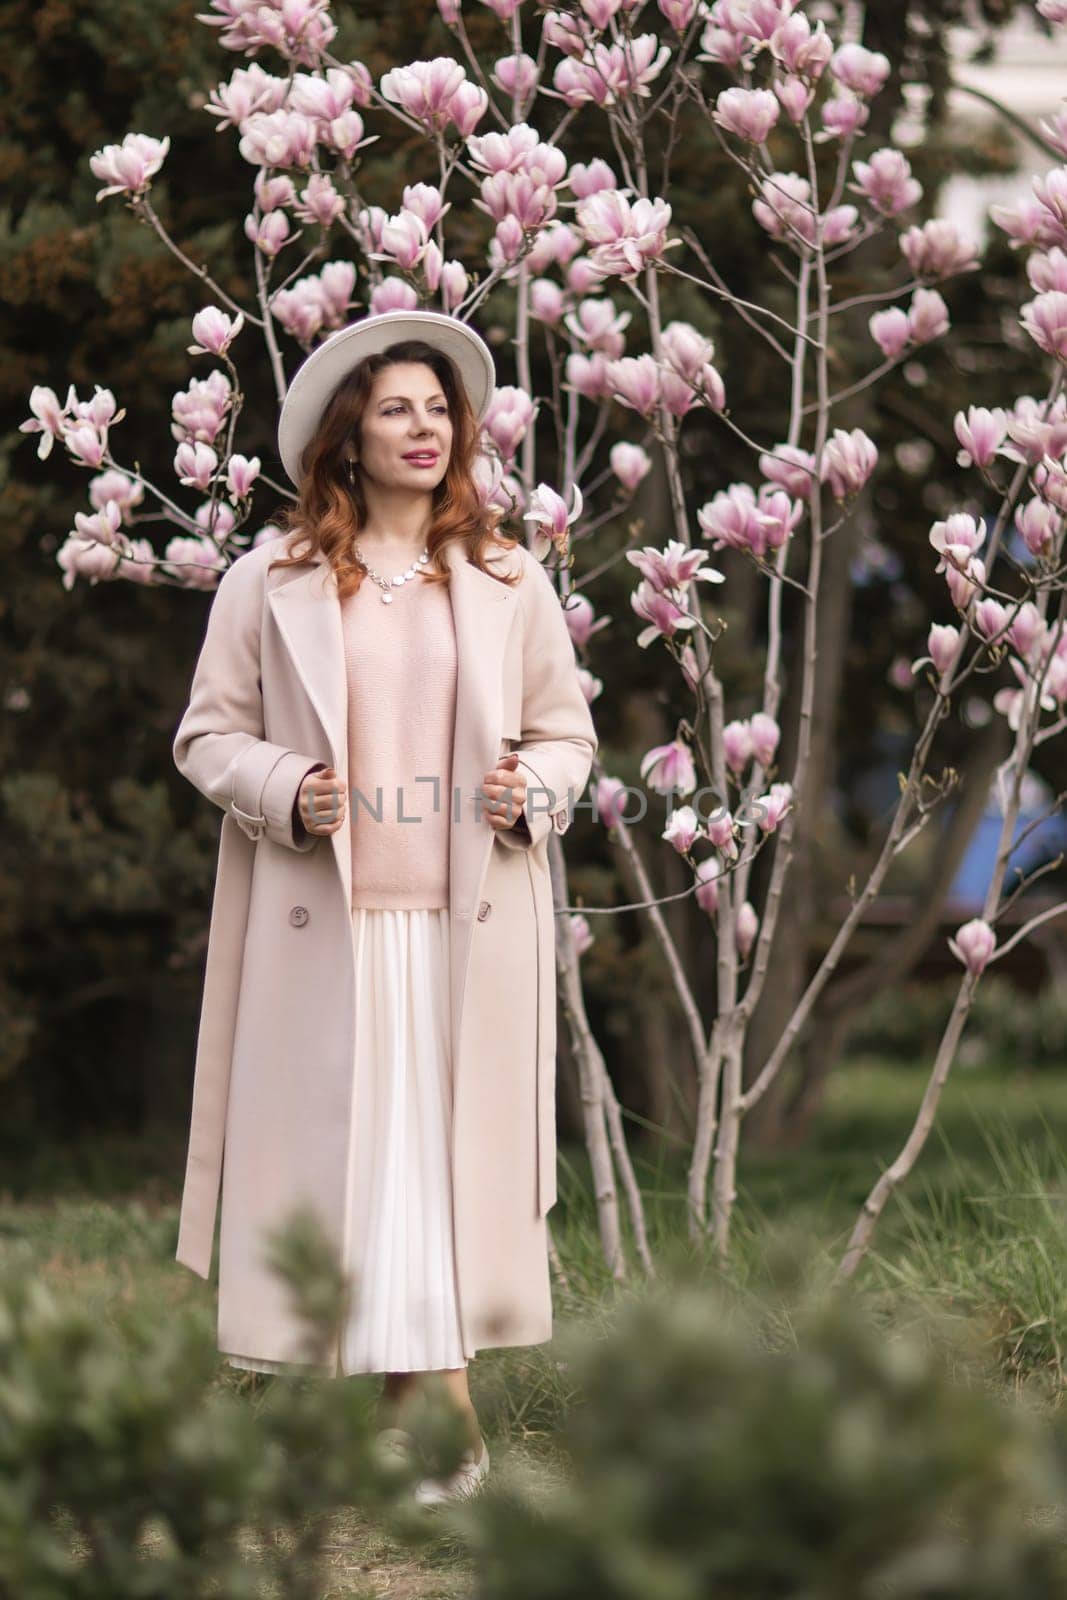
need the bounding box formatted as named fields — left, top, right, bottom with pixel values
left=936, top=17, right=1067, bottom=244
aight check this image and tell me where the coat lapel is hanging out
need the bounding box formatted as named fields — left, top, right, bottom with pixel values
left=264, top=538, right=518, bottom=927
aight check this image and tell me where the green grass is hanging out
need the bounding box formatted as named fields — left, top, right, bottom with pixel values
left=3, top=1058, right=1065, bottom=1596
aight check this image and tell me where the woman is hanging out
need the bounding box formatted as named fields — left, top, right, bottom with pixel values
left=171, top=309, right=598, bottom=1505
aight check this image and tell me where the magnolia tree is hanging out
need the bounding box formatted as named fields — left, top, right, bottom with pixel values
left=22, top=0, right=1067, bottom=1281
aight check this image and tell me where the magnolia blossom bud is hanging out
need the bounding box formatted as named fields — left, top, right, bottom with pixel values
left=736, top=900, right=759, bottom=959
left=948, top=918, right=995, bottom=975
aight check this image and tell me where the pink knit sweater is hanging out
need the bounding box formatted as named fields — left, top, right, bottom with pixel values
left=340, top=569, right=458, bottom=910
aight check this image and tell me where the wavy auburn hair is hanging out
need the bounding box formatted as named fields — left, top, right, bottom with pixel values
left=268, top=337, right=520, bottom=598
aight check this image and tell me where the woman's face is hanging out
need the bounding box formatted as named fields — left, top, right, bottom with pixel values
left=351, top=361, right=454, bottom=495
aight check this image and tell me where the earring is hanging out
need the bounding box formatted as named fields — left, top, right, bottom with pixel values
left=345, top=458, right=358, bottom=486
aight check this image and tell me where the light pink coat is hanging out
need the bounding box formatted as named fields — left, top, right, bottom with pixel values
left=172, top=532, right=598, bottom=1371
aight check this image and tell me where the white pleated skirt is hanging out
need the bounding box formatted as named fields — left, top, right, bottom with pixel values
left=226, top=905, right=468, bottom=1377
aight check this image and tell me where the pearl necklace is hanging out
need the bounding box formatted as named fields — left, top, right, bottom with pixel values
left=354, top=542, right=430, bottom=604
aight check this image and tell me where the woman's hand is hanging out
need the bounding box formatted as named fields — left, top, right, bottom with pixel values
left=482, top=750, right=528, bottom=830
left=299, top=766, right=348, bottom=834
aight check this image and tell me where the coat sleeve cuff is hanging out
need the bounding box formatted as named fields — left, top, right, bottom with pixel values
left=231, top=743, right=327, bottom=852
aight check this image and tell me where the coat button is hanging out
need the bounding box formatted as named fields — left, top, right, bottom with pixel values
left=477, top=900, right=491, bottom=921
left=554, top=808, right=570, bottom=833
left=289, top=905, right=309, bottom=927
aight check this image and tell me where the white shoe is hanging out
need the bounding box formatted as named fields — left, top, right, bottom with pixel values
left=412, top=1435, right=490, bottom=1506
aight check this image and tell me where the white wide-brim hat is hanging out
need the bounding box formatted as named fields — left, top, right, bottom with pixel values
left=276, top=309, right=496, bottom=486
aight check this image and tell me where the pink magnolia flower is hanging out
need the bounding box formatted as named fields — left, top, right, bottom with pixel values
left=1008, top=603, right=1046, bottom=660
left=1027, top=247, right=1067, bottom=293
left=448, top=81, right=490, bottom=136
left=954, top=406, right=1007, bottom=469
left=1020, top=291, right=1067, bottom=359
left=929, top=512, right=987, bottom=575
left=640, top=737, right=696, bottom=795
left=604, top=354, right=661, bottom=416
left=1015, top=498, right=1060, bottom=557
left=73, top=501, right=124, bottom=548
left=171, top=371, right=231, bottom=444
left=819, top=93, right=869, bottom=140
left=594, top=776, right=628, bottom=829
left=380, top=57, right=467, bottom=130
left=441, top=260, right=468, bottom=312
left=89, top=469, right=143, bottom=514
left=850, top=148, right=922, bottom=216
left=698, top=482, right=760, bottom=551
left=238, top=109, right=316, bottom=167
left=659, top=0, right=697, bottom=32
left=697, top=24, right=751, bottom=71
left=580, top=0, right=622, bottom=28
left=163, top=535, right=228, bottom=589
left=294, top=173, right=346, bottom=228
left=749, top=712, right=780, bottom=768
left=566, top=351, right=614, bottom=401
left=484, top=385, right=536, bottom=459
left=723, top=719, right=754, bottom=774
left=272, top=280, right=326, bottom=341
left=255, top=170, right=295, bottom=211
left=19, top=386, right=68, bottom=460
left=1031, top=459, right=1067, bottom=515
left=1033, top=168, right=1067, bottom=231
left=758, top=443, right=816, bottom=497
left=189, top=306, right=244, bottom=357
left=869, top=307, right=911, bottom=359
left=753, top=170, right=815, bottom=245
left=630, top=582, right=697, bottom=647
left=575, top=190, right=675, bottom=279
left=324, top=108, right=371, bottom=160
left=1002, top=393, right=1067, bottom=465
left=713, top=87, right=780, bottom=143
left=1038, top=0, right=1067, bottom=19
left=775, top=76, right=815, bottom=124
left=663, top=804, right=704, bottom=853
left=946, top=555, right=986, bottom=611
left=64, top=424, right=107, bottom=469
left=56, top=535, right=121, bottom=590
left=829, top=42, right=890, bottom=98
left=707, top=809, right=737, bottom=858
left=991, top=197, right=1065, bottom=252
left=993, top=656, right=1060, bottom=729
left=529, top=278, right=564, bottom=326
left=736, top=899, right=758, bottom=958
left=900, top=218, right=979, bottom=278
left=226, top=454, right=261, bottom=498
left=89, top=133, right=170, bottom=200
left=577, top=666, right=603, bottom=704
left=562, top=593, right=610, bottom=649
left=695, top=855, right=721, bottom=915
left=912, top=622, right=960, bottom=678
left=568, top=913, right=594, bottom=957
left=567, top=257, right=606, bottom=295
left=755, top=487, right=803, bottom=552
left=288, top=66, right=360, bottom=121
left=174, top=442, right=218, bottom=491
left=948, top=918, right=995, bottom=975
left=660, top=320, right=715, bottom=381
left=205, top=64, right=288, bottom=129
left=974, top=597, right=1009, bottom=641
left=755, top=780, right=793, bottom=833
left=610, top=441, right=651, bottom=490
left=564, top=297, right=632, bottom=355
left=626, top=540, right=726, bottom=594
left=195, top=500, right=235, bottom=538
left=820, top=428, right=878, bottom=499
left=244, top=209, right=292, bottom=257
left=567, top=159, right=619, bottom=201
left=491, top=52, right=538, bottom=100
left=907, top=287, right=949, bottom=343
left=523, top=481, right=582, bottom=559
left=770, top=13, right=833, bottom=78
